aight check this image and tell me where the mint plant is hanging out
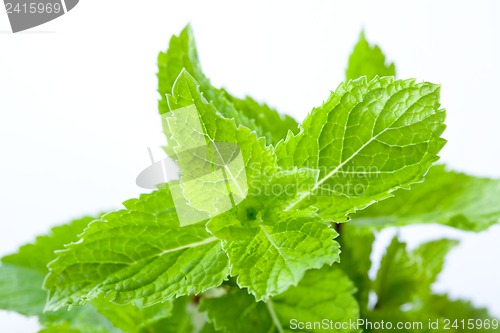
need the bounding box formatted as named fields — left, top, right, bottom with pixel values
left=1, top=26, right=500, bottom=333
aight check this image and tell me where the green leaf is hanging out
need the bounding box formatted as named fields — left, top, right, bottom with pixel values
left=427, top=294, right=491, bottom=320
left=346, top=31, right=395, bottom=81
left=158, top=25, right=208, bottom=116
left=44, top=188, right=229, bottom=311
left=199, top=322, right=221, bottom=333
left=206, top=167, right=320, bottom=241
left=44, top=69, right=312, bottom=312
left=366, top=294, right=497, bottom=333
left=203, top=165, right=340, bottom=301
left=373, top=236, right=458, bottom=309
left=224, top=93, right=299, bottom=145
left=2, top=216, right=95, bottom=274
left=276, top=77, right=446, bottom=221
left=0, top=217, right=129, bottom=332
left=363, top=236, right=497, bottom=333
left=39, top=304, right=122, bottom=333
left=353, top=165, right=500, bottom=231
left=373, top=237, right=419, bottom=309
left=413, top=239, right=459, bottom=285
left=423, top=294, right=496, bottom=332
left=125, top=297, right=194, bottom=333
left=157, top=25, right=250, bottom=130
left=166, top=69, right=278, bottom=191
left=0, top=264, right=47, bottom=316
left=220, top=210, right=339, bottom=301
left=201, top=266, right=359, bottom=332
left=204, top=166, right=339, bottom=301
left=201, top=290, right=272, bottom=333
left=158, top=25, right=298, bottom=144
left=338, top=224, right=375, bottom=315
left=161, top=106, right=249, bottom=225
left=0, top=216, right=95, bottom=316
left=41, top=289, right=175, bottom=333
left=92, top=298, right=173, bottom=333
left=363, top=238, right=492, bottom=333
left=38, top=323, right=81, bottom=333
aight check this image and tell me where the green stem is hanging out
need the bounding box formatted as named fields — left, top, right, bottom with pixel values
left=266, top=299, right=284, bottom=333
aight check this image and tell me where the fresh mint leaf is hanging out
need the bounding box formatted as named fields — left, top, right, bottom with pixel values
left=338, top=224, right=375, bottom=315
left=346, top=31, right=395, bottom=81
left=366, top=294, right=497, bottom=333
left=341, top=31, right=500, bottom=328
left=157, top=25, right=249, bottom=129
left=202, top=291, right=272, bottom=333
left=0, top=217, right=126, bottom=332
left=220, top=209, right=339, bottom=301
left=364, top=295, right=498, bottom=333
left=201, top=266, right=359, bottom=333
left=44, top=188, right=229, bottom=310
left=373, top=236, right=458, bottom=309
left=0, top=217, right=94, bottom=316
left=2, top=216, right=94, bottom=274
left=160, top=106, right=340, bottom=302
left=0, top=264, right=47, bottom=316
left=373, top=236, right=419, bottom=309
left=358, top=235, right=498, bottom=332
left=39, top=304, right=122, bottom=333
left=199, top=323, right=219, bottom=333
left=413, top=239, right=459, bottom=284
left=45, top=68, right=338, bottom=307
left=126, top=297, right=194, bottom=333
left=276, top=77, right=446, bottom=222
left=5, top=25, right=499, bottom=333
left=422, top=294, right=496, bottom=333
left=38, top=323, right=82, bottom=333
left=223, top=93, right=299, bottom=145
left=353, top=165, right=500, bottom=231
left=158, top=25, right=298, bottom=144
left=204, top=166, right=340, bottom=301
left=92, top=297, right=173, bottom=333
left=205, top=167, right=320, bottom=240
left=166, top=69, right=278, bottom=190
left=361, top=237, right=499, bottom=333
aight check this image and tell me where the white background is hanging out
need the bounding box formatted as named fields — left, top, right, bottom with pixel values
left=1, top=0, right=500, bottom=331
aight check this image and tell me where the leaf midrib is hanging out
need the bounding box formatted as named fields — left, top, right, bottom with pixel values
left=285, top=86, right=436, bottom=211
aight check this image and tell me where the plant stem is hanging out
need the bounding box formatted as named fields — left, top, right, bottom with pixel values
left=266, top=299, right=284, bottom=333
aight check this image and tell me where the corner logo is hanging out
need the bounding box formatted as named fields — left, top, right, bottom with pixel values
left=4, top=0, right=79, bottom=33
left=136, top=105, right=248, bottom=226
